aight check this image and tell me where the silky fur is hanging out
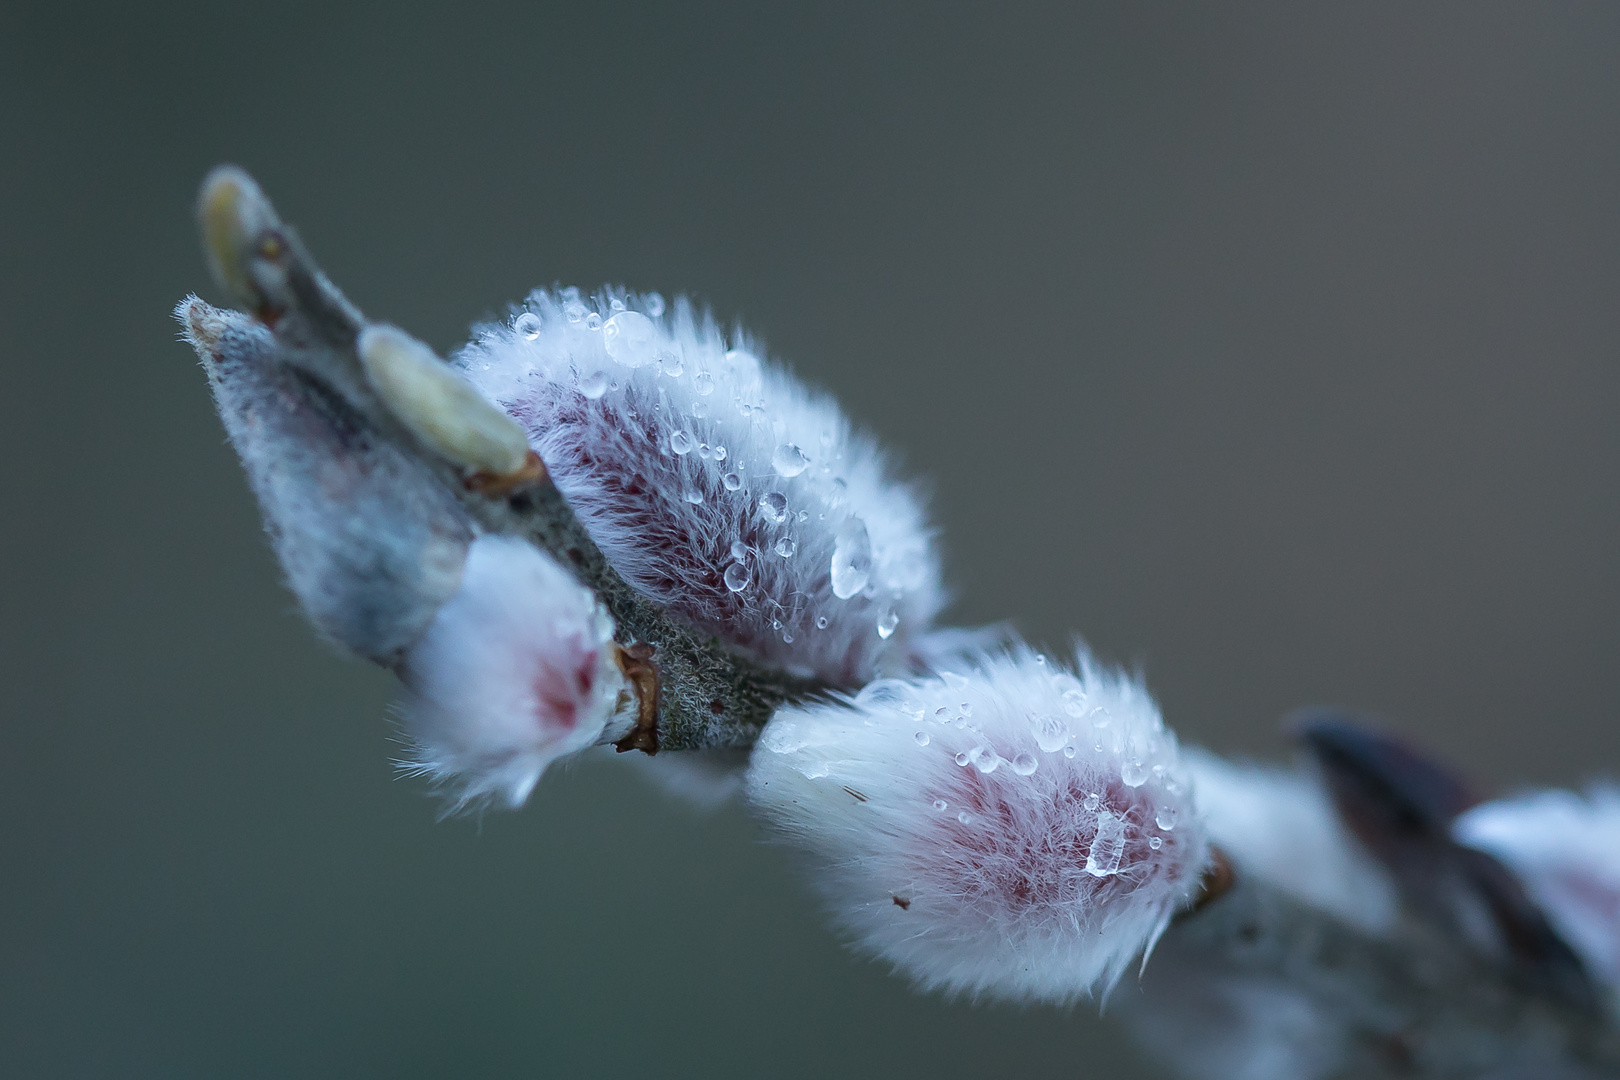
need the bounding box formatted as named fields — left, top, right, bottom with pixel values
left=180, top=298, right=473, bottom=664
left=747, top=644, right=1210, bottom=1003
left=456, top=288, right=943, bottom=688
left=399, top=536, right=632, bottom=812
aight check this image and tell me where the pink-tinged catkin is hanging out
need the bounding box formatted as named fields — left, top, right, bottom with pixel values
left=398, top=536, right=633, bottom=812
left=747, top=644, right=1210, bottom=1003
left=455, top=289, right=943, bottom=688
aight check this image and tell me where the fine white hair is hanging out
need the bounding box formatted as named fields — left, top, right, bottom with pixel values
left=180, top=298, right=473, bottom=665
left=456, top=288, right=943, bottom=687
left=399, top=535, right=632, bottom=812
left=746, top=644, right=1210, bottom=1003
left=1454, top=784, right=1620, bottom=1000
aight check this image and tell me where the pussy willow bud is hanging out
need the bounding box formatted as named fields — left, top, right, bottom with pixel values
left=746, top=645, right=1209, bottom=1002
left=398, top=535, right=635, bottom=811
left=1454, top=785, right=1620, bottom=1004
left=177, top=297, right=472, bottom=664
left=456, top=289, right=943, bottom=687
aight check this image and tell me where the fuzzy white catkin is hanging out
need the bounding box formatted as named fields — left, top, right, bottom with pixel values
left=746, top=645, right=1210, bottom=1003
left=398, top=535, right=632, bottom=811
left=455, top=289, right=943, bottom=687
left=1453, top=785, right=1620, bottom=999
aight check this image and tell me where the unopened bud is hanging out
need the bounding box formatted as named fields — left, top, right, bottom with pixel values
left=178, top=298, right=473, bottom=663
left=198, top=165, right=281, bottom=310
left=358, top=325, right=531, bottom=478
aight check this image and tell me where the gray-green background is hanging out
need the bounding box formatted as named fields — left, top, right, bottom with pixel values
left=5, top=3, right=1619, bottom=1077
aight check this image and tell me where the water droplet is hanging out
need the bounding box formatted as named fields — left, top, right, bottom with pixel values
left=1010, top=753, right=1038, bottom=776
left=563, top=299, right=587, bottom=323
left=772, top=443, right=810, bottom=477
left=671, top=430, right=693, bottom=454
left=855, top=679, right=911, bottom=708
left=1149, top=836, right=1163, bottom=850
left=781, top=630, right=793, bottom=642
left=693, top=371, right=714, bottom=395
left=815, top=616, right=829, bottom=629
left=722, top=472, right=743, bottom=491
left=577, top=370, right=609, bottom=399
left=1062, top=745, right=1077, bottom=758
left=1034, top=654, right=1046, bottom=666
left=683, top=489, right=704, bottom=505
left=698, top=442, right=713, bottom=459
left=957, top=811, right=972, bottom=825
left=932, top=799, right=948, bottom=812
left=1155, top=807, right=1178, bottom=831
left=1061, top=690, right=1087, bottom=718
left=774, top=536, right=796, bottom=558
left=1121, top=759, right=1147, bottom=787
left=585, top=312, right=602, bottom=330
left=797, top=510, right=809, bottom=523
left=1085, top=811, right=1126, bottom=877
left=1083, top=792, right=1101, bottom=812
left=602, top=311, right=655, bottom=366
left=1030, top=714, right=1069, bottom=753
left=609, top=296, right=627, bottom=312
left=659, top=351, right=684, bottom=377
left=730, top=541, right=749, bottom=561
left=954, top=752, right=971, bottom=767
left=973, top=750, right=1000, bottom=774
left=691, top=399, right=709, bottom=418
left=723, top=563, right=750, bottom=592
left=830, top=518, right=872, bottom=599
left=914, top=731, right=930, bottom=747
left=758, top=492, right=788, bottom=524
left=876, top=606, right=899, bottom=639
left=514, top=312, right=542, bottom=340
left=645, top=292, right=666, bottom=317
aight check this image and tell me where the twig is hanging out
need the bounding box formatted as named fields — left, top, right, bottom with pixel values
left=186, top=167, right=824, bottom=753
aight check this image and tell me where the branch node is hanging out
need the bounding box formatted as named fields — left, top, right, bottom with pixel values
left=612, top=642, right=661, bottom=755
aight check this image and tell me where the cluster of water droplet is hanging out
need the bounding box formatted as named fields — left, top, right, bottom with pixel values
left=455, top=286, right=941, bottom=683
left=748, top=646, right=1209, bottom=1004
left=849, top=649, right=1194, bottom=877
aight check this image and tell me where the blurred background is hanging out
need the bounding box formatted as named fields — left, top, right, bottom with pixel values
left=4, top=3, right=1619, bottom=1076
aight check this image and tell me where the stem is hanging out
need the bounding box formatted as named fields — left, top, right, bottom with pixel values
left=1134, top=876, right=1620, bottom=1079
